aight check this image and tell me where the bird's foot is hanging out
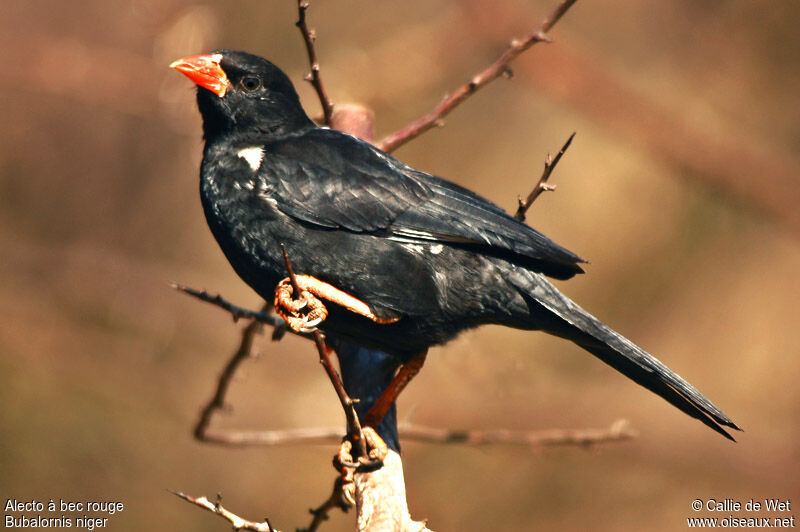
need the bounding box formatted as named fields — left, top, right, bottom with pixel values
left=333, top=427, right=388, bottom=506
left=274, top=278, right=329, bottom=333
left=276, top=274, right=400, bottom=329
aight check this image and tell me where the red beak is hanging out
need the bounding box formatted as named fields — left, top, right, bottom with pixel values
left=170, top=53, right=230, bottom=98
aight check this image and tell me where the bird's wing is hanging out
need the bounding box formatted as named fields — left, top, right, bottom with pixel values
left=259, top=128, right=585, bottom=279
left=258, top=129, right=430, bottom=231
left=392, top=170, right=584, bottom=279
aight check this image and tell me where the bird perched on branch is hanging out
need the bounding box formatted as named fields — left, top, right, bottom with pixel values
left=171, top=50, right=740, bottom=441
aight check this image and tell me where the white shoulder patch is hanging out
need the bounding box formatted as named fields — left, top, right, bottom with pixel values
left=237, top=147, right=264, bottom=171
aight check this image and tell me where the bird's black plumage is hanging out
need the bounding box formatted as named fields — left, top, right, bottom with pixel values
left=175, top=50, right=740, bottom=440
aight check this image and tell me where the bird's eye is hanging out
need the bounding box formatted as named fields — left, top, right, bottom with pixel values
left=242, top=77, right=261, bottom=91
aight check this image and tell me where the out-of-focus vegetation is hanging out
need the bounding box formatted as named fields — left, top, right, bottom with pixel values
left=1, top=1, right=798, bottom=530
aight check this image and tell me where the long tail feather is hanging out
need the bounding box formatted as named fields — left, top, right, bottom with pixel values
left=507, top=268, right=741, bottom=440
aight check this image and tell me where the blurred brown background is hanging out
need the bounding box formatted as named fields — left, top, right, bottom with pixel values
left=1, top=0, right=798, bottom=530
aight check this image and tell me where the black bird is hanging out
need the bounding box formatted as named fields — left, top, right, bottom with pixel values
left=171, top=50, right=740, bottom=441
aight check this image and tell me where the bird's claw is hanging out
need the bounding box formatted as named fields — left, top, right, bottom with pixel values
left=361, top=426, right=389, bottom=463
left=274, top=278, right=328, bottom=333
left=299, top=315, right=325, bottom=334
left=332, top=427, right=388, bottom=507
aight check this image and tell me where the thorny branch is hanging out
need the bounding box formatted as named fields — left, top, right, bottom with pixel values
left=296, top=0, right=334, bottom=125
left=376, top=0, right=578, bottom=153
left=171, top=491, right=277, bottom=532
left=171, top=283, right=297, bottom=341
left=171, top=283, right=283, bottom=327
left=279, top=244, right=370, bottom=460
left=515, top=132, right=575, bottom=222
left=174, top=255, right=372, bottom=456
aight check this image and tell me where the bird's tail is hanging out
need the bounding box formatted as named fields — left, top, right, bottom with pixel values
left=503, top=266, right=741, bottom=440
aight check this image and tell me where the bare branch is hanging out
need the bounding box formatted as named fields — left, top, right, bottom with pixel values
left=172, top=283, right=282, bottom=326
left=196, top=427, right=341, bottom=447
left=296, top=0, right=334, bottom=125
left=280, top=244, right=369, bottom=460
left=179, top=261, right=370, bottom=456
left=400, top=418, right=637, bottom=447
left=514, top=131, right=575, bottom=221
left=171, top=491, right=277, bottom=531
left=188, top=419, right=635, bottom=449
left=377, top=0, right=578, bottom=153
left=171, top=283, right=304, bottom=342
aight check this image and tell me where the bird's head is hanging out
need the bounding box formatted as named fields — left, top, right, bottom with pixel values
left=170, top=50, right=313, bottom=142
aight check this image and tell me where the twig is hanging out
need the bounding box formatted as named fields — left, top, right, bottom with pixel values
left=279, top=244, right=369, bottom=460
left=183, top=420, right=635, bottom=448
left=300, top=478, right=350, bottom=532
left=196, top=426, right=344, bottom=447
left=377, top=0, right=578, bottom=153
left=172, top=283, right=302, bottom=341
left=514, top=132, right=575, bottom=221
left=296, top=0, right=334, bottom=125
left=400, top=418, right=637, bottom=447
left=178, top=261, right=369, bottom=457
left=192, top=301, right=271, bottom=441
left=171, top=491, right=277, bottom=531
left=172, top=283, right=284, bottom=327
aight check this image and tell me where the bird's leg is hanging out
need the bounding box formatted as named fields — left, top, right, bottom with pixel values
left=274, top=274, right=399, bottom=333
left=363, top=350, right=428, bottom=428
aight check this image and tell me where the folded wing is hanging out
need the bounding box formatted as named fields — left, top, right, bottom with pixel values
left=260, top=128, right=585, bottom=279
